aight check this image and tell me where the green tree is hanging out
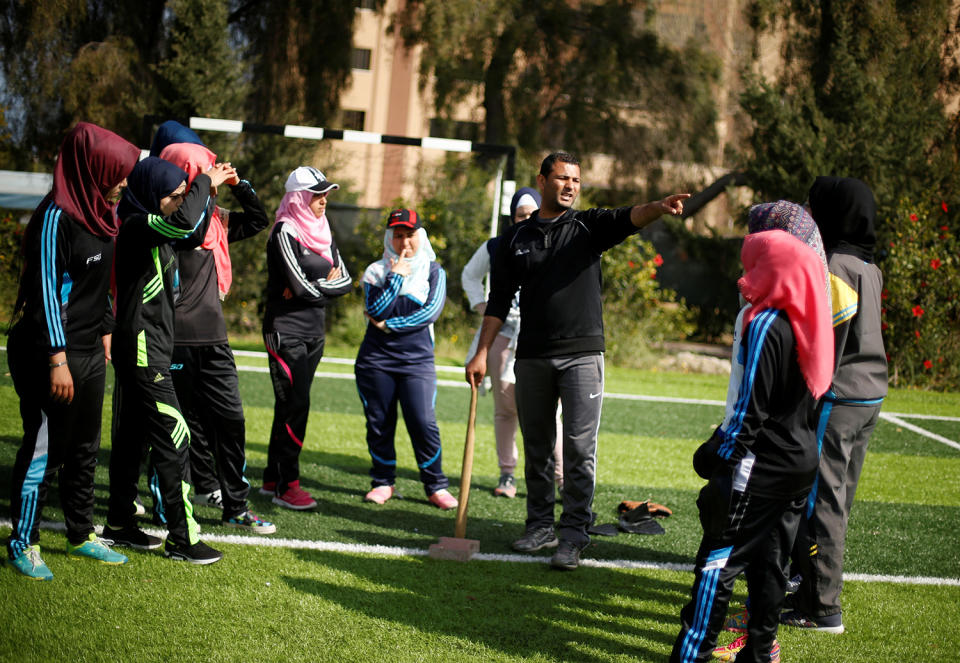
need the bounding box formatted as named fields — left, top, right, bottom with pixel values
left=739, top=0, right=960, bottom=387
left=0, top=1, right=167, bottom=159
left=393, top=0, right=720, bottom=181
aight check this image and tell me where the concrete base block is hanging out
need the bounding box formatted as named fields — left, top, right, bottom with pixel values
left=428, top=537, right=480, bottom=561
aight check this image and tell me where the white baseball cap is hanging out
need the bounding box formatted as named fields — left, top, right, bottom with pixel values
left=284, top=166, right=339, bottom=194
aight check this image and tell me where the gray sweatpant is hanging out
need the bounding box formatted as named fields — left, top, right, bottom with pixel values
left=515, top=354, right=604, bottom=548
left=794, top=402, right=881, bottom=616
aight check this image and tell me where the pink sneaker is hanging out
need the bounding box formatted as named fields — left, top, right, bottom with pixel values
left=259, top=481, right=276, bottom=496
left=428, top=489, right=458, bottom=510
left=364, top=485, right=395, bottom=505
left=272, top=481, right=317, bottom=510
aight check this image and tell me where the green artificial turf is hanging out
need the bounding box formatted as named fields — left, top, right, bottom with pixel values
left=0, top=349, right=958, bottom=662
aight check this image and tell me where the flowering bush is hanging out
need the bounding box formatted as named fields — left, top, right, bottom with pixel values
left=601, top=237, right=696, bottom=367
left=0, top=211, right=26, bottom=318
left=876, top=195, right=959, bottom=389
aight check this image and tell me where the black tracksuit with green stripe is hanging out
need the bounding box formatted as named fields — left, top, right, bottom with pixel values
left=107, top=174, right=212, bottom=547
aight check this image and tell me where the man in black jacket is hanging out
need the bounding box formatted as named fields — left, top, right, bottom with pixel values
left=465, top=152, right=687, bottom=569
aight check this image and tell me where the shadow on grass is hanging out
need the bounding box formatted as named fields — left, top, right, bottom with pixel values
left=283, top=550, right=688, bottom=662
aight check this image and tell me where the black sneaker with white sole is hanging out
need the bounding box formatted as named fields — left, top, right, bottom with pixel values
left=164, top=540, right=223, bottom=565
left=102, top=525, right=163, bottom=551
left=511, top=526, right=559, bottom=552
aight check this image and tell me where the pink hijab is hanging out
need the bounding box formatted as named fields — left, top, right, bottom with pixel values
left=158, top=142, right=232, bottom=297
left=739, top=231, right=834, bottom=399
left=272, top=190, right=333, bottom=263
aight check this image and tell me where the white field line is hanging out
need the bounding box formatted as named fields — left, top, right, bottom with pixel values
left=5, top=519, right=958, bottom=587
left=232, top=353, right=960, bottom=448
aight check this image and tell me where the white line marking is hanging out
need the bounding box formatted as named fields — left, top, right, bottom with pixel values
left=6, top=519, right=956, bottom=586
left=879, top=413, right=960, bottom=451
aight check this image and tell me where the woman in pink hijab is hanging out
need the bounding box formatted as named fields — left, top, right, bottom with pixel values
left=157, top=133, right=274, bottom=535
left=260, top=166, right=353, bottom=510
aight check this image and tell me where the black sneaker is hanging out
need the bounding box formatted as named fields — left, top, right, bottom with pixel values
left=550, top=539, right=584, bottom=571
left=102, top=524, right=163, bottom=551
left=780, top=609, right=844, bottom=634
left=164, top=540, right=223, bottom=565
left=511, top=526, right=559, bottom=552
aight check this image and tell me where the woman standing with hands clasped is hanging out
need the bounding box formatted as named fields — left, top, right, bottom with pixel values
left=355, top=209, right=457, bottom=510
left=6, top=122, right=139, bottom=580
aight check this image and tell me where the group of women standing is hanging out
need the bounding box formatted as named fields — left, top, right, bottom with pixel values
left=5, top=121, right=456, bottom=580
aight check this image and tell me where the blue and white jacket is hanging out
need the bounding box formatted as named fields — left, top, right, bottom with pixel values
left=356, top=261, right=446, bottom=373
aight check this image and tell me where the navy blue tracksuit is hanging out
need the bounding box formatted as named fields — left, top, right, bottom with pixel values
left=355, top=262, right=448, bottom=495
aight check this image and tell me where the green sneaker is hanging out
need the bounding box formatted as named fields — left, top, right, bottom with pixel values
left=8, top=545, right=53, bottom=581
left=66, top=533, right=128, bottom=565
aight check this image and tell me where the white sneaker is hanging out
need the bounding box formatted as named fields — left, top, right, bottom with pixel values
left=194, top=489, right=223, bottom=509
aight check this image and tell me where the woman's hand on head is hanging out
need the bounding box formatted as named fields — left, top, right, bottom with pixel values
left=206, top=163, right=237, bottom=190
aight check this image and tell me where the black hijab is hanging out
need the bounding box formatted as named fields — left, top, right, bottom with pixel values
left=807, top=176, right=877, bottom=263
left=117, top=156, right=187, bottom=220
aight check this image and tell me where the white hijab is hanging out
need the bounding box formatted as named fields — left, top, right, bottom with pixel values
left=362, top=227, right=436, bottom=304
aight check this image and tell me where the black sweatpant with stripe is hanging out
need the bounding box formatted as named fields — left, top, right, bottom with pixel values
left=263, top=332, right=324, bottom=493
left=670, top=478, right=804, bottom=663
left=108, top=364, right=198, bottom=547
left=7, top=326, right=105, bottom=556
left=171, top=343, right=250, bottom=517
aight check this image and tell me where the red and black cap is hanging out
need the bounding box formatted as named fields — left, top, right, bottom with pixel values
left=386, top=208, right=421, bottom=229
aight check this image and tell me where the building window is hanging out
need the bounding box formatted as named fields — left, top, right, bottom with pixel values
left=429, top=118, right=481, bottom=143
left=342, top=110, right=366, bottom=131
left=351, top=48, right=372, bottom=71
left=356, top=0, right=377, bottom=9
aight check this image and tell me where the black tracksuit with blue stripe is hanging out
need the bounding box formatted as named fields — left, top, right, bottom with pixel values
left=671, top=308, right=818, bottom=663
left=7, top=194, right=116, bottom=556
left=107, top=175, right=212, bottom=548
left=355, top=262, right=449, bottom=495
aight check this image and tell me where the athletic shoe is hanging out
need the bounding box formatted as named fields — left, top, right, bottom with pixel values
left=512, top=526, right=559, bottom=552
left=164, top=540, right=222, bottom=565
left=259, top=481, right=277, bottom=496
left=712, top=635, right=780, bottom=662
left=780, top=610, right=844, bottom=633
left=724, top=606, right=749, bottom=632
left=428, top=489, right=458, bottom=510
left=364, top=485, right=395, bottom=505
left=224, top=510, right=276, bottom=535
left=66, top=533, right=128, bottom=565
left=272, top=480, right=317, bottom=510
left=493, top=474, right=517, bottom=498
left=7, top=545, right=53, bottom=581
left=550, top=539, right=584, bottom=571
left=785, top=573, right=803, bottom=594
left=102, top=524, right=163, bottom=551
left=133, top=495, right=146, bottom=516
left=194, top=489, right=224, bottom=510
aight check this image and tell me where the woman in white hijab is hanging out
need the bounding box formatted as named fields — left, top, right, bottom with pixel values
left=355, top=208, right=457, bottom=510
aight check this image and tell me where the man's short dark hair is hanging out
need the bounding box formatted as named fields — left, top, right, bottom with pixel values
left=540, top=152, right=580, bottom=177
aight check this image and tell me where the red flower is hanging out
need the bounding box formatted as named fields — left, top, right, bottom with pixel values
left=889, top=242, right=895, bottom=248
left=653, top=254, right=664, bottom=267
left=912, top=305, right=924, bottom=317
left=938, top=357, right=944, bottom=363
left=881, top=322, right=889, bottom=331
left=942, top=201, right=949, bottom=213
left=915, top=330, right=922, bottom=338
left=930, top=259, right=941, bottom=270
left=924, top=359, right=933, bottom=369
left=650, top=271, right=657, bottom=280
left=920, top=281, right=927, bottom=288
left=910, top=213, right=918, bottom=222
left=942, top=225, right=950, bottom=231
left=881, top=289, right=889, bottom=300
left=628, top=260, right=636, bottom=268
